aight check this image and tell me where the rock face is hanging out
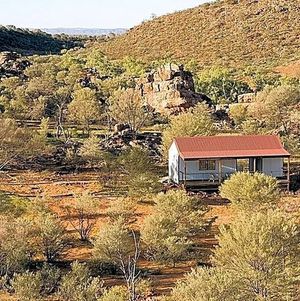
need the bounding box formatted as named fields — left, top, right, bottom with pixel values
left=0, top=51, right=31, bottom=79
left=137, top=64, right=212, bottom=115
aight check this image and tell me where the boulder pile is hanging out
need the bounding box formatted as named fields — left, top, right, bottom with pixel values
left=136, top=63, right=212, bottom=115
left=0, top=51, right=31, bottom=79
left=100, top=126, right=162, bottom=158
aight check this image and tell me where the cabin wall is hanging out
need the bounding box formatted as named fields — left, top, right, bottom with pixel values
left=178, top=159, right=237, bottom=181
left=262, top=157, right=284, bottom=177
left=168, top=142, right=180, bottom=183
left=179, top=159, right=218, bottom=181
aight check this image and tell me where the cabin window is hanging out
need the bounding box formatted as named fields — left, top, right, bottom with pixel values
left=199, top=160, right=216, bottom=171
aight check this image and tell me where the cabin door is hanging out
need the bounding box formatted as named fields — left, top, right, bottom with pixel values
left=256, top=158, right=263, bottom=172
left=249, top=157, right=263, bottom=172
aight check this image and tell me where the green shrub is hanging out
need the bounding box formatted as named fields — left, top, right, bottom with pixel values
left=40, top=264, right=61, bottom=295
left=220, top=172, right=279, bottom=211
left=141, top=190, right=207, bottom=266
left=100, top=286, right=129, bottom=301
left=12, top=271, right=43, bottom=301
left=59, top=261, right=102, bottom=301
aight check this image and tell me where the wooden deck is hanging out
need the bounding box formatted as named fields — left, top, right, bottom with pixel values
left=181, top=178, right=290, bottom=192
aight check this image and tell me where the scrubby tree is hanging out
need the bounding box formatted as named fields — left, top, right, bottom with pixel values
left=166, top=210, right=299, bottom=301
left=39, top=117, right=50, bottom=140
left=162, top=103, right=215, bottom=158
left=68, top=88, right=101, bottom=135
left=93, top=219, right=141, bottom=301
left=12, top=271, right=43, bottom=301
left=65, top=192, right=99, bottom=241
left=93, top=219, right=132, bottom=265
left=243, top=85, right=300, bottom=154
left=0, top=217, right=34, bottom=276
left=121, top=56, right=145, bottom=77
left=79, top=135, right=103, bottom=167
left=118, top=147, right=161, bottom=197
left=229, top=103, right=248, bottom=126
left=241, top=118, right=266, bottom=135
left=141, top=190, right=207, bottom=266
left=106, top=198, right=136, bottom=224
left=165, top=267, right=236, bottom=301
left=59, top=261, right=102, bottom=301
left=220, top=172, right=279, bottom=211
left=195, top=67, right=252, bottom=104
left=34, top=211, right=67, bottom=262
left=53, top=86, right=72, bottom=140
left=0, top=118, right=50, bottom=170
left=110, top=88, right=151, bottom=133
left=213, top=210, right=300, bottom=300
left=249, top=85, right=300, bottom=136
left=85, top=49, right=123, bottom=78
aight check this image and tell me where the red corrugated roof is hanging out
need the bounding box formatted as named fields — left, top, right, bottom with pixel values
left=174, top=135, right=290, bottom=159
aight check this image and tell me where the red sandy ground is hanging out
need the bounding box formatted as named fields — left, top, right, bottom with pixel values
left=274, top=60, right=300, bottom=78
left=0, top=170, right=298, bottom=300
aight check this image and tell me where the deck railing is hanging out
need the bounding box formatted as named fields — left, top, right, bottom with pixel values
left=179, top=170, right=288, bottom=183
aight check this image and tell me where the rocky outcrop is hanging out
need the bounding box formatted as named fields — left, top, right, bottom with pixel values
left=0, top=51, right=31, bottom=79
left=237, top=92, right=256, bottom=103
left=101, top=130, right=162, bottom=158
left=137, top=64, right=212, bottom=115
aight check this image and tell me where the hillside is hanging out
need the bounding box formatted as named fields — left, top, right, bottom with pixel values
left=99, top=0, right=300, bottom=69
left=0, top=25, right=82, bottom=54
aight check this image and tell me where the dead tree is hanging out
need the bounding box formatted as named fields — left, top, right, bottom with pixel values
left=118, top=230, right=141, bottom=301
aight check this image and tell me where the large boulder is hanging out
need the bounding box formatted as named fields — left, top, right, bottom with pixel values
left=136, top=64, right=212, bottom=115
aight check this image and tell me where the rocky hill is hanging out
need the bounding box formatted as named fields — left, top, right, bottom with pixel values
left=0, top=25, right=82, bottom=55
left=99, top=0, right=300, bottom=69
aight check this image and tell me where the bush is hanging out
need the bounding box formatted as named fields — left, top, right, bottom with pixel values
left=195, top=66, right=252, bottom=104
left=93, top=219, right=132, bottom=265
left=220, top=172, right=279, bottom=211
left=118, top=147, right=161, bottom=197
left=59, top=261, right=102, bottom=301
left=40, top=264, right=61, bottom=295
left=65, top=192, right=99, bottom=241
left=34, top=211, right=67, bottom=262
left=229, top=103, right=248, bottom=126
left=167, top=210, right=300, bottom=301
left=0, top=193, right=27, bottom=216
left=165, top=267, right=236, bottom=301
left=0, top=217, right=34, bottom=276
left=141, top=190, right=207, bottom=266
left=214, top=210, right=300, bottom=300
left=162, top=103, right=215, bottom=158
left=106, top=198, right=136, bottom=224
left=12, top=271, right=43, bottom=301
left=79, top=136, right=103, bottom=167
left=100, top=286, right=129, bottom=301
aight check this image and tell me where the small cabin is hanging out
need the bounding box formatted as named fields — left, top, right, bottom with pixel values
left=168, top=135, right=291, bottom=190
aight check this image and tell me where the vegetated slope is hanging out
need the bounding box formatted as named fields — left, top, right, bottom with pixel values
left=100, top=0, right=300, bottom=69
left=0, top=25, right=82, bottom=54
left=42, top=28, right=127, bottom=36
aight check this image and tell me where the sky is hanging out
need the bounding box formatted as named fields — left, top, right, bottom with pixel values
left=0, top=0, right=208, bottom=29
